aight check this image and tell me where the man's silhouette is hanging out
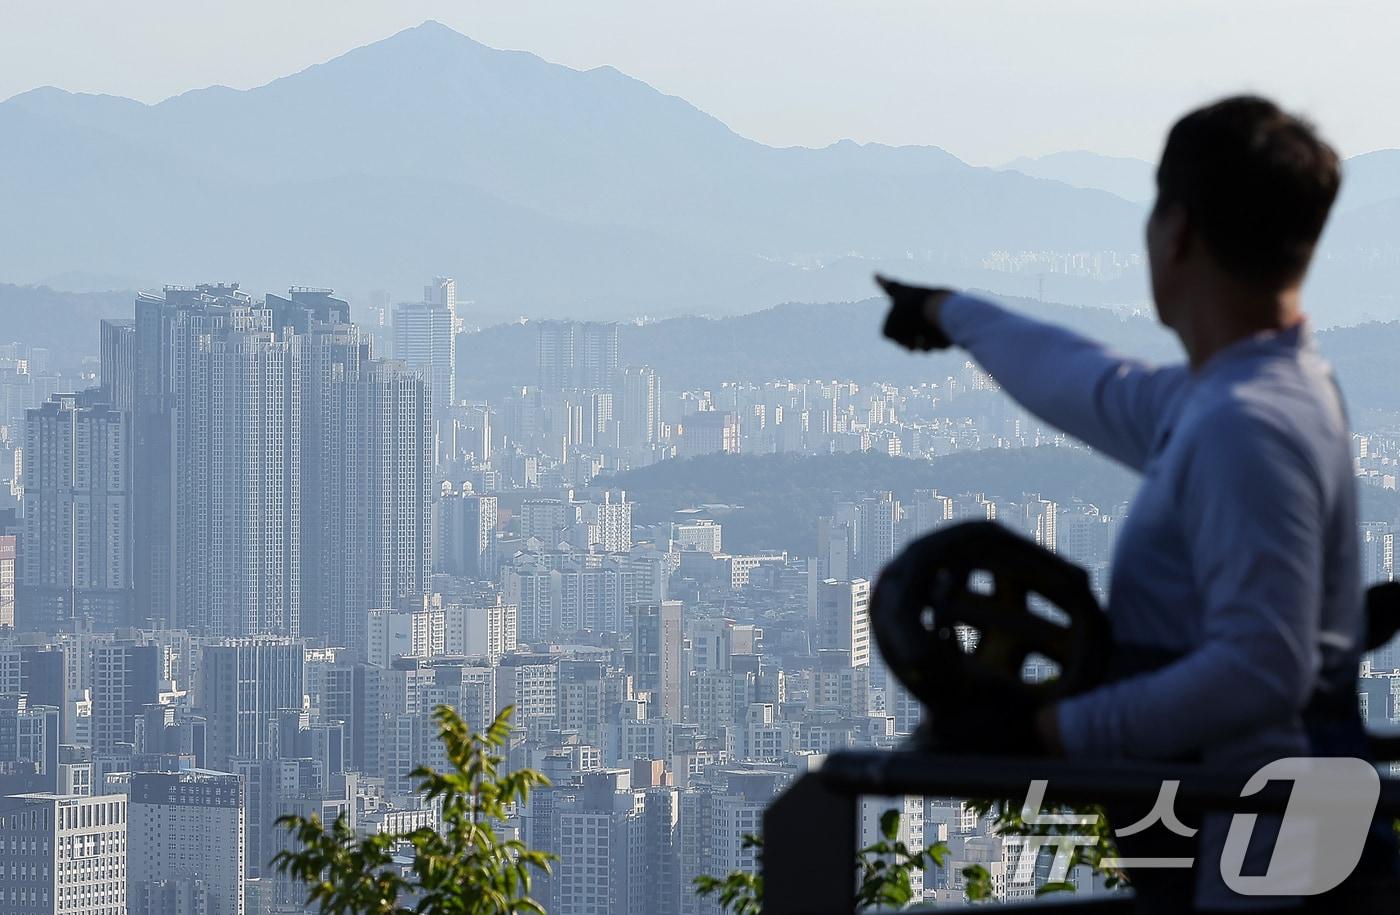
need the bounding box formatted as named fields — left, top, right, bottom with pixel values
left=879, top=96, right=1373, bottom=912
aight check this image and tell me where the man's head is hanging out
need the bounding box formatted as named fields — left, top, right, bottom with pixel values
left=1146, top=96, right=1340, bottom=333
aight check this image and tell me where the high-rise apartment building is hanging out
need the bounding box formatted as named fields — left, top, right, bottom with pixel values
left=0, top=534, right=14, bottom=629
left=132, top=284, right=298, bottom=636
left=1019, top=494, right=1058, bottom=552
left=537, top=322, right=576, bottom=391
left=0, top=694, right=60, bottom=780
left=445, top=597, right=519, bottom=664
left=538, top=321, right=619, bottom=391
left=504, top=551, right=666, bottom=641
left=20, top=392, right=130, bottom=630
left=294, top=309, right=431, bottom=654
left=200, top=639, right=306, bottom=771
left=582, top=492, right=632, bottom=553
left=677, top=411, right=738, bottom=458
left=91, top=641, right=162, bottom=754
left=424, top=275, right=460, bottom=335
left=433, top=488, right=498, bottom=580
left=98, top=319, right=136, bottom=414
left=575, top=322, right=620, bottom=390
left=365, top=605, right=446, bottom=667
left=631, top=601, right=684, bottom=720
left=551, top=770, right=663, bottom=915
left=1362, top=521, right=1394, bottom=584
left=394, top=299, right=456, bottom=414
left=814, top=579, right=871, bottom=669
left=131, top=285, right=430, bottom=644
left=127, top=769, right=246, bottom=915
left=857, top=491, right=898, bottom=580
left=520, top=497, right=572, bottom=547
left=0, top=792, right=128, bottom=915
left=617, top=365, right=660, bottom=451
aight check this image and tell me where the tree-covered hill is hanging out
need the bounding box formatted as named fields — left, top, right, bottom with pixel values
left=591, top=447, right=1138, bottom=555
left=594, top=446, right=1400, bottom=556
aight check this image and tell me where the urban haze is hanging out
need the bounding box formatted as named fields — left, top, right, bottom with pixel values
left=2, top=12, right=1400, bottom=915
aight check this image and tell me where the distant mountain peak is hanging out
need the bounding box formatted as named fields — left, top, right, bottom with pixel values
left=353, top=18, right=531, bottom=61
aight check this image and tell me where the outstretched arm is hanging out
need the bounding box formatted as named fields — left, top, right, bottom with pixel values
left=878, top=277, right=1186, bottom=471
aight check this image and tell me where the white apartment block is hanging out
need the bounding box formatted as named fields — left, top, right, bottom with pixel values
left=0, top=792, right=128, bottom=915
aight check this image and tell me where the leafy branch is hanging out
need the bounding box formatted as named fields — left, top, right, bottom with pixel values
left=695, top=809, right=947, bottom=913
left=273, top=704, right=555, bottom=915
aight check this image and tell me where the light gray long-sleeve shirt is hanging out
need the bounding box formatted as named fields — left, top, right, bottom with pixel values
left=940, top=292, right=1364, bottom=907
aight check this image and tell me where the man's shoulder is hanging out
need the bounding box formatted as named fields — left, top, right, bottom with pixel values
left=1186, top=356, right=1343, bottom=441
left=1175, top=381, right=1341, bottom=490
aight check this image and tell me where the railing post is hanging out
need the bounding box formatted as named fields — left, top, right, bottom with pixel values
left=762, top=772, right=857, bottom=915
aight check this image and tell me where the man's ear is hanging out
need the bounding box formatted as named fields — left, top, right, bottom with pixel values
left=1159, top=202, right=1191, bottom=265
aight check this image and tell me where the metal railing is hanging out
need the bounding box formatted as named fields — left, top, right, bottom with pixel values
left=762, top=748, right=1400, bottom=914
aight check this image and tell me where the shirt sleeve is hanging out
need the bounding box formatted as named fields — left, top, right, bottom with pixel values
left=940, top=294, right=1187, bottom=471
left=1055, top=407, right=1325, bottom=760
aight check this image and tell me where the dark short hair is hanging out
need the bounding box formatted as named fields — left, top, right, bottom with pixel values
left=1156, top=96, right=1340, bottom=287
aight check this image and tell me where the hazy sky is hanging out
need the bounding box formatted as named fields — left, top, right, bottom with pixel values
left=2, top=1, right=1396, bottom=165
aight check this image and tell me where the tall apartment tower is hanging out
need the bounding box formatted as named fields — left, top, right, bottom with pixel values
left=287, top=298, right=431, bottom=654
left=393, top=299, right=456, bottom=414
left=0, top=792, right=128, bottom=915
left=857, top=491, right=898, bottom=580
left=128, top=769, right=247, bottom=915
left=20, top=391, right=131, bottom=630
left=575, top=322, right=620, bottom=389
left=0, top=535, right=14, bottom=629
left=630, top=601, right=683, bottom=720
left=132, top=290, right=177, bottom=630
left=586, top=491, right=633, bottom=553
left=424, top=276, right=458, bottom=327
left=537, top=321, right=619, bottom=391
left=98, top=318, right=136, bottom=414
left=190, top=320, right=299, bottom=637
left=0, top=694, right=60, bottom=778
left=132, top=285, right=430, bottom=644
left=537, top=321, right=577, bottom=390
left=1362, top=521, right=1395, bottom=584
left=357, top=359, right=433, bottom=638
left=433, top=489, right=498, bottom=580
left=618, top=365, right=660, bottom=451
left=91, top=641, right=162, bottom=754
left=133, top=284, right=297, bottom=636
left=200, top=639, right=306, bottom=771
left=814, top=578, right=871, bottom=668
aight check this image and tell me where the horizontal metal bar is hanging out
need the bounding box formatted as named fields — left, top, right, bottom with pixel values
left=814, top=750, right=1400, bottom=815
left=904, top=898, right=1135, bottom=914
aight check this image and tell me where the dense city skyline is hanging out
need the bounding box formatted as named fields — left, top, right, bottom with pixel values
left=3, top=9, right=1400, bottom=915
left=4, top=268, right=1400, bottom=911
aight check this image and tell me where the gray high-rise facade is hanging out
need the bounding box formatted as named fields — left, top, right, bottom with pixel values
left=630, top=601, right=683, bottom=720
left=433, top=489, right=498, bottom=581
left=538, top=321, right=619, bottom=391
left=20, top=391, right=131, bottom=630
left=292, top=300, right=431, bottom=655
left=618, top=365, right=660, bottom=451
left=91, top=640, right=162, bottom=754
left=394, top=299, right=456, bottom=414
left=200, top=638, right=306, bottom=771
left=424, top=275, right=457, bottom=324
left=130, top=284, right=430, bottom=643
left=99, top=318, right=135, bottom=414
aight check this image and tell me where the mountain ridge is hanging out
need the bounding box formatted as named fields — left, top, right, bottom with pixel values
left=3, top=21, right=1400, bottom=323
